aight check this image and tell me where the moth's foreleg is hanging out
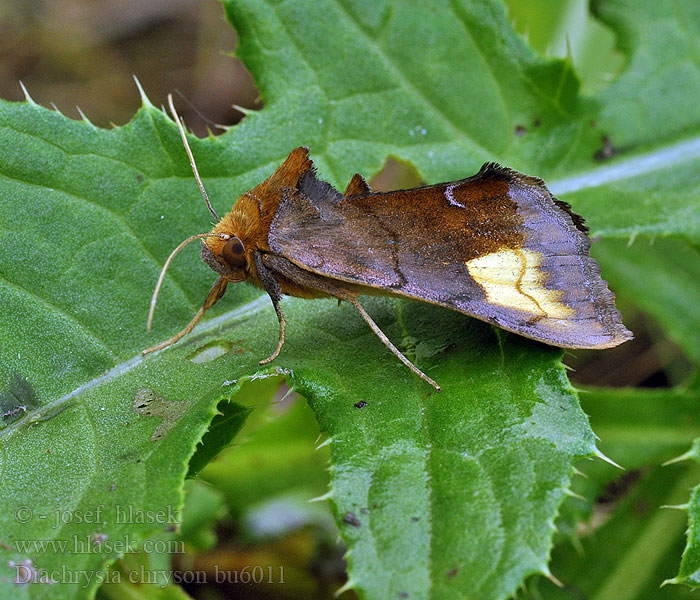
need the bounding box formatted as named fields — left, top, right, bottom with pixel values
left=254, top=252, right=287, bottom=365
left=143, top=277, right=228, bottom=355
left=259, top=300, right=286, bottom=366
left=347, top=297, right=441, bottom=392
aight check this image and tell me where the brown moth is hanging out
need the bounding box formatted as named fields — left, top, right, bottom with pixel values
left=144, top=96, right=632, bottom=391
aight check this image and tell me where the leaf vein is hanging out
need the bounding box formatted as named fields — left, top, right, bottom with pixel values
left=0, top=171, right=198, bottom=310
left=331, top=0, right=491, bottom=158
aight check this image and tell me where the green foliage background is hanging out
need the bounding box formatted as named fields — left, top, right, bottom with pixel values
left=0, top=1, right=699, bottom=599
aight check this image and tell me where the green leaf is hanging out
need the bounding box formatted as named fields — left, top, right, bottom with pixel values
left=543, top=0, right=700, bottom=244
left=675, top=444, right=700, bottom=588
left=526, top=386, right=700, bottom=598
left=594, top=0, right=700, bottom=148
left=592, top=238, right=700, bottom=365
left=527, top=462, right=700, bottom=600
left=199, top=388, right=331, bottom=520
left=1, top=0, right=699, bottom=598
left=97, top=543, right=196, bottom=600
left=583, top=387, right=700, bottom=469
left=558, top=385, right=700, bottom=534
left=226, top=0, right=599, bottom=181
left=187, top=401, right=253, bottom=478
left=178, top=480, right=226, bottom=552
left=295, top=303, right=594, bottom=599
left=564, top=385, right=699, bottom=516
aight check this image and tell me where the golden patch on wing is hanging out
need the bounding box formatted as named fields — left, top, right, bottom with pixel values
left=465, top=249, right=574, bottom=320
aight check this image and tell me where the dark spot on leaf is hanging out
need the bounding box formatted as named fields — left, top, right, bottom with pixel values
left=354, top=401, right=367, bottom=409
left=342, top=512, right=361, bottom=527
left=399, top=593, right=409, bottom=599
left=132, top=388, right=190, bottom=441
left=447, top=567, right=459, bottom=578
left=136, top=174, right=144, bottom=183
left=515, top=125, right=527, bottom=136
left=165, top=524, right=178, bottom=533
left=109, top=483, right=116, bottom=491
left=589, top=120, right=597, bottom=128
left=187, top=340, right=233, bottom=364
left=235, top=348, right=245, bottom=354
left=1, top=375, right=40, bottom=424
left=45, top=449, right=50, bottom=454
left=533, top=118, right=541, bottom=128
left=411, top=516, right=420, bottom=522
left=136, top=458, right=142, bottom=463
left=91, top=533, right=107, bottom=546
left=594, top=134, right=617, bottom=161
left=361, top=508, right=369, bottom=515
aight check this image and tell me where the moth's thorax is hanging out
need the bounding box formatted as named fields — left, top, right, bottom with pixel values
left=211, top=193, right=271, bottom=250
left=201, top=146, right=314, bottom=283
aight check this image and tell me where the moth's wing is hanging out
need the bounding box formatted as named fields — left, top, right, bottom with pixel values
left=269, top=163, right=632, bottom=349
left=344, top=173, right=371, bottom=197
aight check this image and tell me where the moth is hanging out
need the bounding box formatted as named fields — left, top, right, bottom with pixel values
left=144, top=96, right=632, bottom=391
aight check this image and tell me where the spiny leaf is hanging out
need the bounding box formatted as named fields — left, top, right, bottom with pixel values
left=1, top=0, right=699, bottom=599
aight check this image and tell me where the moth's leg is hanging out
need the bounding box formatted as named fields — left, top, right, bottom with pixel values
left=143, top=277, right=228, bottom=355
left=254, top=252, right=287, bottom=365
left=347, top=297, right=441, bottom=392
left=261, top=254, right=355, bottom=298
left=261, top=254, right=441, bottom=391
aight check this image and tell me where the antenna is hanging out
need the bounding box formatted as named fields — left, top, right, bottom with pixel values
left=167, top=93, right=220, bottom=222
left=174, top=89, right=227, bottom=131
left=146, top=232, right=230, bottom=331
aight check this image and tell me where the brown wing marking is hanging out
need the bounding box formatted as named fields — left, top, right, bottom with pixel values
left=344, top=173, right=372, bottom=197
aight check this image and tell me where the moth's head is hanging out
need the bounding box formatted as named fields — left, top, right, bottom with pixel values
left=145, top=94, right=259, bottom=336
left=200, top=234, right=249, bottom=283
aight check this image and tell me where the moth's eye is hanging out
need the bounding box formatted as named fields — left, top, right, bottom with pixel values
left=221, top=236, right=246, bottom=269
